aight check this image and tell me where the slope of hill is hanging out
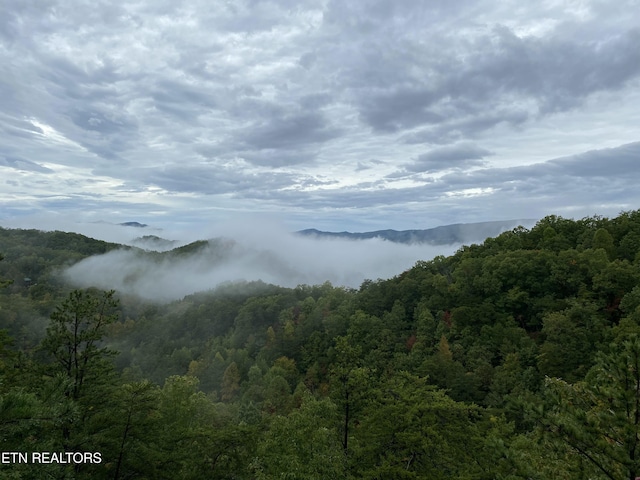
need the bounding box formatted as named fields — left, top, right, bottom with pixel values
left=2, top=211, right=640, bottom=479
left=297, top=219, right=536, bottom=244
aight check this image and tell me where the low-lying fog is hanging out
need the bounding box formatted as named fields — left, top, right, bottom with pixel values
left=58, top=221, right=461, bottom=302
left=3, top=215, right=474, bottom=302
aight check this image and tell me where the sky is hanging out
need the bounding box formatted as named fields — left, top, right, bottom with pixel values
left=1, top=0, right=640, bottom=235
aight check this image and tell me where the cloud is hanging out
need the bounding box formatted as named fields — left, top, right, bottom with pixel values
left=235, top=141, right=640, bottom=223
left=352, top=25, right=640, bottom=138
left=434, top=142, right=640, bottom=216
left=1, top=0, right=639, bottom=232
left=548, top=141, right=640, bottom=177
left=0, top=155, right=54, bottom=173
left=403, top=143, right=493, bottom=173
left=140, top=163, right=299, bottom=195
left=243, top=112, right=340, bottom=151
left=447, top=141, right=640, bottom=187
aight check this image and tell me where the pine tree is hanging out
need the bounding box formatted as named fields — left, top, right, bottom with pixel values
left=540, top=335, right=640, bottom=479
left=41, top=289, right=118, bottom=401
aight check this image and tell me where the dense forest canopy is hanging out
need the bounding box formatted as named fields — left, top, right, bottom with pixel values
left=2, top=210, right=640, bottom=478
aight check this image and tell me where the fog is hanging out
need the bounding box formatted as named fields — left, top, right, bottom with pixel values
left=1, top=215, right=168, bottom=247
left=61, top=220, right=462, bottom=302
left=5, top=215, right=515, bottom=302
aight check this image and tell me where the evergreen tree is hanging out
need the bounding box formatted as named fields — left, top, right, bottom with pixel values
left=540, top=336, right=640, bottom=479
left=0, top=253, right=12, bottom=288
left=41, top=289, right=119, bottom=402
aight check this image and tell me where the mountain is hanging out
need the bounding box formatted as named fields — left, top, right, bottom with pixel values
left=119, top=221, right=148, bottom=228
left=296, top=219, right=537, bottom=245
left=130, top=235, right=178, bottom=251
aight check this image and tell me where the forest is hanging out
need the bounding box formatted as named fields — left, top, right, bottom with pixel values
left=2, top=210, right=640, bottom=479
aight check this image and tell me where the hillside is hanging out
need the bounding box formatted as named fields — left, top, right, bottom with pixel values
left=297, top=219, right=536, bottom=244
left=1, top=211, right=640, bottom=478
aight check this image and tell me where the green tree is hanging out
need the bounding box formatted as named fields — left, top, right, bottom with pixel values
left=0, top=253, right=12, bottom=288
left=351, top=371, right=496, bottom=479
left=540, top=336, right=640, bottom=479
left=537, top=311, right=591, bottom=382
left=40, top=289, right=118, bottom=401
left=592, top=228, right=616, bottom=260
left=221, top=361, right=241, bottom=402
left=330, top=336, right=373, bottom=458
left=263, top=365, right=294, bottom=414
left=252, top=391, right=344, bottom=479
left=106, top=381, right=161, bottom=480
left=419, top=336, right=478, bottom=402
left=156, top=375, right=255, bottom=479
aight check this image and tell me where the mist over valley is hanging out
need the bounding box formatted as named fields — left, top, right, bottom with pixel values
left=4, top=218, right=534, bottom=302
left=61, top=226, right=456, bottom=302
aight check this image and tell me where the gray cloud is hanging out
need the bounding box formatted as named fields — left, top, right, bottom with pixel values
left=239, top=142, right=640, bottom=219
left=242, top=111, right=341, bottom=152
left=352, top=25, right=640, bottom=137
left=138, top=163, right=308, bottom=195
left=548, top=142, right=640, bottom=177
left=239, top=150, right=318, bottom=168
left=447, top=141, right=640, bottom=187
left=0, top=155, right=54, bottom=173
left=1, top=0, right=639, bottom=234
left=404, top=143, right=493, bottom=173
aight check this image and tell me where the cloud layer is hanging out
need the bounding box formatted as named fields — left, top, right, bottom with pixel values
left=1, top=0, right=639, bottom=232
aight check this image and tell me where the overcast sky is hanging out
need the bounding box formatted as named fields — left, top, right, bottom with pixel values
left=1, top=0, right=640, bottom=234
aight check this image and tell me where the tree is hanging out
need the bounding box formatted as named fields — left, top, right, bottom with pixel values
left=0, top=253, right=12, bottom=288
left=537, top=311, right=591, bottom=382
left=41, top=289, right=120, bottom=474
left=251, top=391, right=344, bottom=479
left=592, top=228, right=616, bottom=260
left=108, top=381, right=161, bottom=480
left=540, top=336, right=640, bottom=479
left=221, top=361, right=241, bottom=401
left=351, top=371, right=496, bottom=479
left=40, top=289, right=118, bottom=401
left=156, top=375, right=255, bottom=479
left=330, top=336, right=372, bottom=458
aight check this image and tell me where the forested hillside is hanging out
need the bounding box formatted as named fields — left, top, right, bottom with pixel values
left=2, top=211, right=640, bottom=478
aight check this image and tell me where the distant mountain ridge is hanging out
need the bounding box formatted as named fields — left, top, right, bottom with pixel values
left=297, top=219, right=537, bottom=245
left=119, top=221, right=148, bottom=228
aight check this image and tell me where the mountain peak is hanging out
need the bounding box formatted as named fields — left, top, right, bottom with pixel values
left=119, top=221, right=148, bottom=228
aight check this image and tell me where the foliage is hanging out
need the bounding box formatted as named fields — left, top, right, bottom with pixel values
left=538, top=336, right=640, bottom=479
left=1, top=210, right=640, bottom=477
